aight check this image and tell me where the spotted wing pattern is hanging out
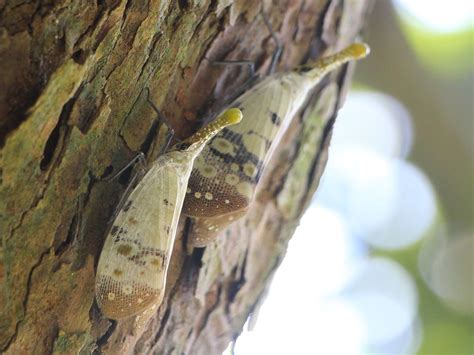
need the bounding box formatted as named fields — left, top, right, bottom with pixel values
left=95, top=108, right=243, bottom=319
left=95, top=158, right=182, bottom=319
left=182, top=43, right=370, bottom=246
left=184, top=74, right=304, bottom=218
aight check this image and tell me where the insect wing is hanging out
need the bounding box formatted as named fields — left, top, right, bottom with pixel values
left=95, top=159, right=181, bottom=319
left=182, top=43, right=370, bottom=247
left=184, top=74, right=301, bottom=219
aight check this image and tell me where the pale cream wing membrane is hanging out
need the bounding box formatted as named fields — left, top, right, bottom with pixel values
left=184, top=74, right=312, bottom=221
left=183, top=43, right=370, bottom=247
left=236, top=73, right=308, bottom=168
left=95, top=157, right=180, bottom=320
left=95, top=108, right=243, bottom=319
left=238, top=75, right=286, bottom=165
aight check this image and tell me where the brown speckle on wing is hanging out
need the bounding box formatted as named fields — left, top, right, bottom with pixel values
left=96, top=275, right=163, bottom=320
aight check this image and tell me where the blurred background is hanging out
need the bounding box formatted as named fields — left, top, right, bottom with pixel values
left=228, top=1, right=473, bottom=354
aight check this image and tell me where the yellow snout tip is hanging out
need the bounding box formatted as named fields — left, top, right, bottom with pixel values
left=346, top=42, right=371, bottom=59
left=220, top=108, right=243, bottom=126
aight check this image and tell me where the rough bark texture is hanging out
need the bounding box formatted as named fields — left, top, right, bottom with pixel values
left=0, top=0, right=369, bottom=354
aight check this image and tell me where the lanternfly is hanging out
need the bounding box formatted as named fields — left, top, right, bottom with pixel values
left=95, top=108, right=243, bottom=319
left=182, top=43, right=370, bottom=247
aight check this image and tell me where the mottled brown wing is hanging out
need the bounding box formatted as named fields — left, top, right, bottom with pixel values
left=183, top=74, right=296, bottom=219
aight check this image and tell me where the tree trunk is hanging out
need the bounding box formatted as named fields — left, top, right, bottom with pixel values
left=0, top=0, right=370, bottom=353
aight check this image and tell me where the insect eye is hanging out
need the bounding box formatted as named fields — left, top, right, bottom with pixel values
left=173, top=142, right=191, bottom=150
left=296, top=64, right=311, bottom=73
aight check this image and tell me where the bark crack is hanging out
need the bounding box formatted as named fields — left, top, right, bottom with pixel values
left=96, top=320, right=117, bottom=349
left=137, top=32, right=162, bottom=85
left=194, top=283, right=223, bottom=342
left=1, top=247, right=52, bottom=352
left=152, top=306, right=171, bottom=344
left=72, top=2, right=108, bottom=53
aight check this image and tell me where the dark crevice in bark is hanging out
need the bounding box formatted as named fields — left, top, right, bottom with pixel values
left=291, top=2, right=305, bottom=41
left=73, top=1, right=108, bottom=53
left=177, top=0, right=190, bottom=12
left=115, top=161, right=135, bottom=186
left=95, top=319, right=117, bottom=349
left=40, top=98, right=75, bottom=170
left=50, top=325, right=61, bottom=354
left=170, top=6, right=184, bottom=33
left=189, top=244, right=205, bottom=269
left=152, top=306, right=171, bottom=344
left=53, top=205, right=81, bottom=257
left=77, top=94, right=105, bottom=135
left=72, top=49, right=88, bottom=64
left=182, top=218, right=193, bottom=250
left=0, top=82, right=43, bottom=148
left=100, top=165, right=115, bottom=180
left=140, top=118, right=162, bottom=156
left=307, top=0, right=332, bottom=62
left=227, top=247, right=248, bottom=306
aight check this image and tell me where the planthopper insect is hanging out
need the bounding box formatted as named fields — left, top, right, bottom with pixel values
left=182, top=42, right=370, bottom=247
left=95, top=108, right=243, bottom=320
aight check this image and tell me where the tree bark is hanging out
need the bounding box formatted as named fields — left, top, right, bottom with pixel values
left=0, top=0, right=370, bottom=353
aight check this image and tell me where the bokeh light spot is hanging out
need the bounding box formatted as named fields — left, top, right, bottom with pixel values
left=343, top=257, right=419, bottom=347
left=394, top=0, right=474, bottom=33
left=364, top=160, right=437, bottom=250
left=420, top=236, right=473, bottom=314
left=333, top=92, right=413, bottom=158
left=316, top=146, right=398, bottom=238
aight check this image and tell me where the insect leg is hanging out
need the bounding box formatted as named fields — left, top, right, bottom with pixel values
left=144, top=87, right=177, bottom=153
left=211, top=60, right=256, bottom=80
left=261, top=10, right=282, bottom=75
left=103, top=152, right=146, bottom=182
left=209, top=59, right=259, bottom=105
left=210, top=11, right=282, bottom=78
left=208, top=11, right=281, bottom=104
left=106, top=163, right=145, bottom=225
